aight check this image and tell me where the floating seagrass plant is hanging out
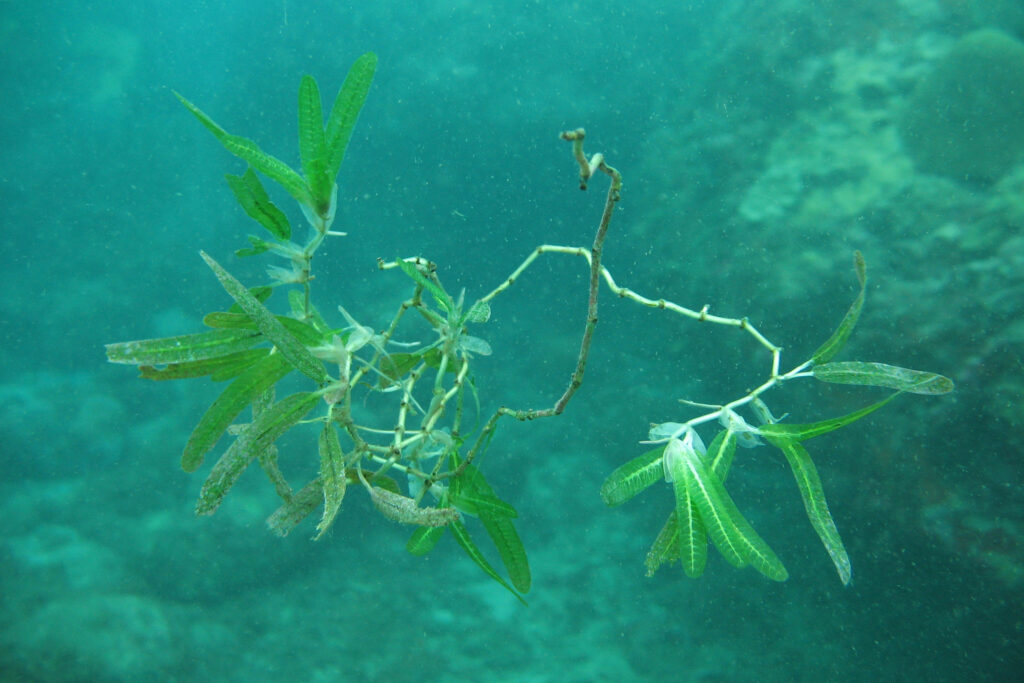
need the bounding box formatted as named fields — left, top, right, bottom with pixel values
left=106, top=52, right=952, bottom=601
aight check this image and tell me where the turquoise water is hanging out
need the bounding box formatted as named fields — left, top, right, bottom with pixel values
left=2, top=1, right=1022, bottom=680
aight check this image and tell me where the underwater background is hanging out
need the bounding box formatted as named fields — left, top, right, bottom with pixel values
left=2, top=0, right=1023, bottom=680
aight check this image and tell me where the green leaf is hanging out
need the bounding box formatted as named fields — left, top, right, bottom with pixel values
left=267, top=479, right=323, bottom=537
left=452, top=463, right=530, bottom=593
left=395, top=259, right=453, bottom=313
left=813, top=361, right=954, bottom=395
left=174, top=91, right=313, bottom=207
left=196, top=391, right=320, bottom=515
left=599, top=446, right=666, bottom=507
left=181, top=352, right=293, bottom=472
left=105, top=329, right=262, bottom=365
left=450, top=520, right=528, bottom=605
left=173, top=90, right=229, bottom=141
left=452, top=490, right=518, bottom=518
left=668, top=439, right=788, bottom=581
left=645, top=512, right=680, bottom=577
left=664, top=439, right=744, bottom=569
left=314, top=423, right=347, bottom=540
left=234, top=235, right=272, bottom=258
left=765, top=436, right=851, bottom=585
left=758, top=393, right=899, bottom=443
left=221, top=135, right=313, bottom=207
left=201, top=251, right=330, bottom=384
left=225, top=169, right=291, bottom=240
left=297, top=75, right=332, bottom=210
left=670, top=470, right=708, bottom=579
left=138, top=348, right=269, bottom=381
left=407, top=526, right=446, bottom=556
left=813, top=251, right=866, bottom=364
left=706, top=430, right=738, bottom=479
left=325, top=52, right=377, bottom=181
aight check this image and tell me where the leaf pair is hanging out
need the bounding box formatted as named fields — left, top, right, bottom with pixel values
left=407, top=458, right=530, bottom=604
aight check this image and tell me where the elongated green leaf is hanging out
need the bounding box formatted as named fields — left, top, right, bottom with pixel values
left=201, top=251, right=330, bottom=384
left=221, top=135, right=313, bottom=206
left=645, top=512, right=680, bottom=577
left=480, top=516, right=531, bottom=593
left=765, top=436, right=851, bottom=585
left=450, top=520, right=527, bottom=605
left=181, top=352, right=293, bottom=472
left=106, top=329, right=261, bottom=365
left=315, top=423, right=347, bottom=540
left=668, top=461, right=708, bottom=579
left=664, top=440, right=744, bottom=569
left=173, top=90, right=229, bottom=141
left=813, top=251, right=866, bottom=364
left=225, top=169, right=291, bottom=240
left=453, top=491, right=518, bottom=518
left=706, top=430, right=738, bottom=479
left=138, top=348, right=269, bottom=381
left=813, top=361, right=954, bottom=395
left=452, top=463, right=530, bottom=592
left=600, top=446, right=666, bottom=507
left=407, top=526, right=446, bottom=556
left=758, top=392, right=899, bottom=443
left=175, top=91, right=313, bottom=206
left=196, top=391, right=320, bottom=515
left=671, top=439, right=788, bottom=581
left=298, top=75, right=332, bottom=209
left=326, top=52, right=377, bottom=180
left=267, top=479, right=323, bottom=537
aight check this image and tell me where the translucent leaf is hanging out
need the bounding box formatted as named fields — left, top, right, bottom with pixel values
left=325, top=52, right=377, bottom=181
left=812, top=251, right=866, bottom=364
left=765, top=435, right=851, bottom=585
left=758, top=393, right=899, bottom=443
left=600, top=446, right=665, bottom=507
left=314, top=424, right=346, bottom=540
left=813, top=361, right=954, bottom=395
left=225, top=169, right=291, bottom=240
left=459, top=335, right=492, bottom=356
left=196, top=391, right=320, bottom=515
left=450, top=520, right=527, bottom=605
left=201, top=251, right=330, bottom=384
left=407, top=526, right=446, bottom=556
left=105, top=329, right=261, bottom=365
left=181, top=353, right=293, bottom=472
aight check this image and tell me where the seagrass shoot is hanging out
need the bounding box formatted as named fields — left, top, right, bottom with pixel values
left=106, top=52, right=953, bottom=601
